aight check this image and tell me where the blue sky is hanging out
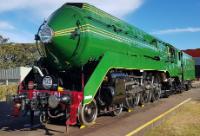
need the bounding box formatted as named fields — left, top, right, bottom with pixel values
left=0, top=0, right=199, bottom=49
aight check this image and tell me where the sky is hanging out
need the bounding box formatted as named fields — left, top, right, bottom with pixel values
left=0, top=0, right=199, bottom=50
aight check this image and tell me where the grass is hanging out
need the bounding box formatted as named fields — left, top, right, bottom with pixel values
left=0, top=85, right=18, bottom=101
left=145, top=100, right=200, bottom=136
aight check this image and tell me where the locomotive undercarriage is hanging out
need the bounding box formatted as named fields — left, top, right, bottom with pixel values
left=89, top=69, right=190, bottom=125
left=95, top=70, right=163, bottom=116
left=12, top=63, right=191, bottom=127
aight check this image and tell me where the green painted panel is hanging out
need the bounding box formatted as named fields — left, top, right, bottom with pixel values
left=37, top=3, right=195, bottom=106
left=45, top=4, right=161, bottom=69
left=83, top=52, right=166, bottom=104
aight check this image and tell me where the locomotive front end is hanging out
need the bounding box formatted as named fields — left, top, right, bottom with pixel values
left=12, top=4, right=88, bottom=126
left=12, top=72, right=83, bottom=126
left=35, top=4, right=87, bottom=70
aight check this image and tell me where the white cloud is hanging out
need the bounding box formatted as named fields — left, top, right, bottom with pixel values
left=152, top=27, right=200, bottom=35
left=0, top=0, right=144, bottom=43
left=86, top=0, right=144, bottom=17
left=0, top=21, right=15, bottom=30
left=0, top=21, right=31, bottom=43
left=0, top=0, right=144, bottom=18
left=0, top=30, right=34, bottom=43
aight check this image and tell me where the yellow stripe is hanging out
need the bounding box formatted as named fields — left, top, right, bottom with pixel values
left=55, top=29, right=74, bottom=35
left=54, top=24, right=90, bottom=35
left=82, top=6, right=119, bottom=22
left=55, top=28, right=127, bottom=43
left=126, top=98, right=192, bottom=136
left=54, top=24, right=89, bottom=34
left=54, top=32, right=71, bottom=37
left=86, top=29, right=124, bottom=43
left=87, top=24, right=125, bottom=39
left=87, top=26, right=123, bottom=42
left=54, top=24, right=131, bottom=43
left=54, top=24, right=116, bottom=39
left=83, top=4, right=119, bottom=22
left=55, top=28, right=75, bottom=34
left=54, top=24, right=156, bottom=50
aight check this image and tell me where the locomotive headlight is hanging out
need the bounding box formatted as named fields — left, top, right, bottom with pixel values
left=42, top=76, right=53, bottom=89
left=39, top=25, right=53, bottom=43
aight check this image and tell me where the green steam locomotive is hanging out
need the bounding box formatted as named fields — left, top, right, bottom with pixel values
left=13, top=3, right=195, bottom=127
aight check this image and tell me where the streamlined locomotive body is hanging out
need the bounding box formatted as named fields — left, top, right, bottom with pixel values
left=13, top=3, right=195, bottom=126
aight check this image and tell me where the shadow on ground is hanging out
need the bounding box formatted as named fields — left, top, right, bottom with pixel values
left=0, top=101, right=66, bottom=135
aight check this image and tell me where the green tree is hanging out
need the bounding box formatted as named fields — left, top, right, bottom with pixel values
left=0, top=44, right=40, bottom=69
left=0, top=35, right=9, bottom=45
